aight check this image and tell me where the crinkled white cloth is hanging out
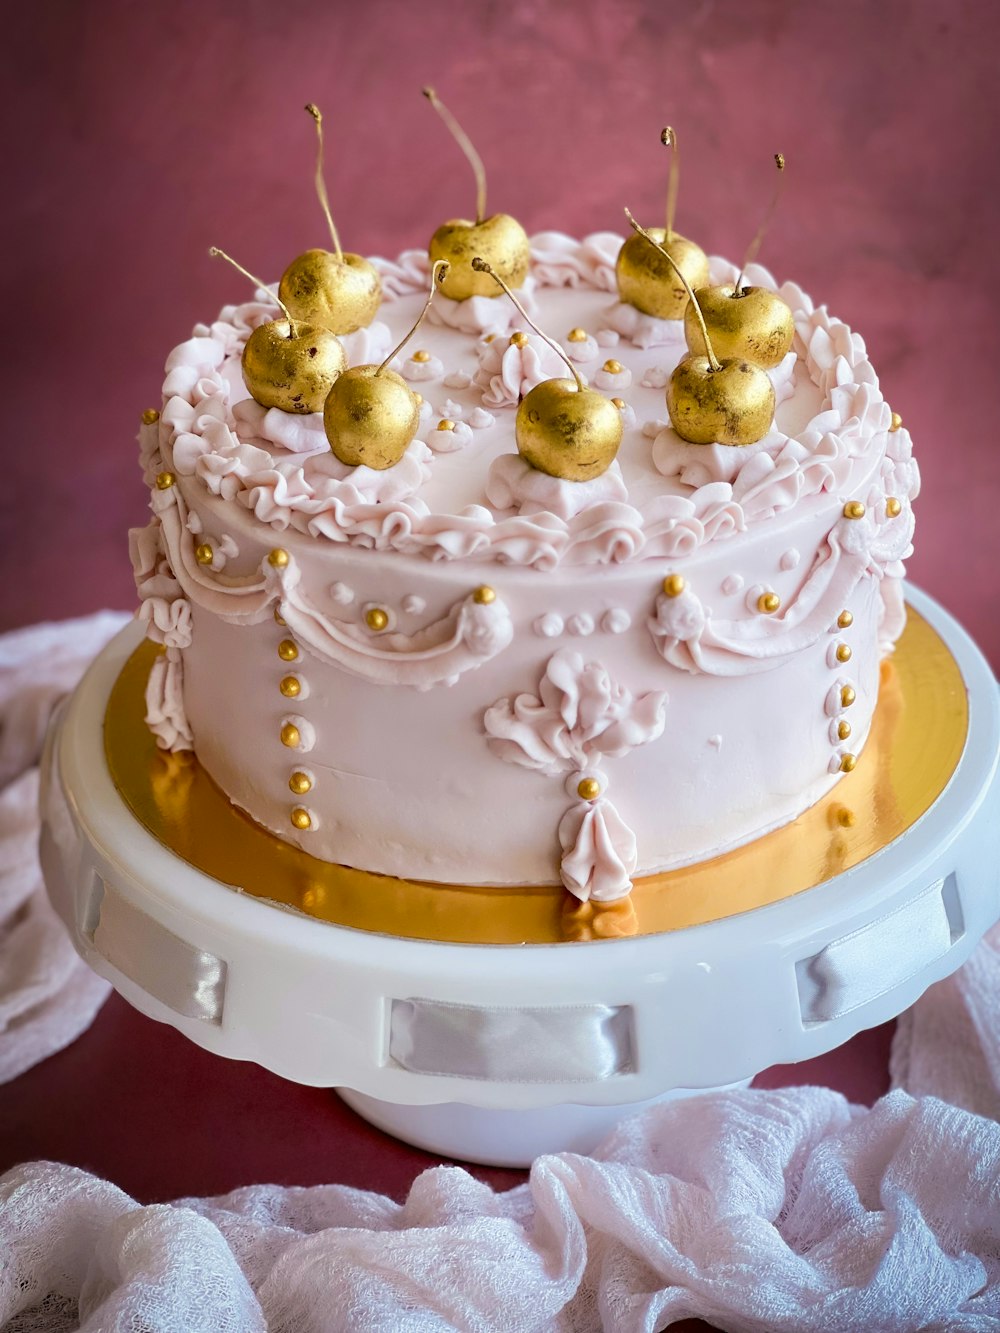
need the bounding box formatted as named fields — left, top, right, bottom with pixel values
left=2, top=612, right=999, bottom=1332
left=0, top=612, right=126, bottom=1084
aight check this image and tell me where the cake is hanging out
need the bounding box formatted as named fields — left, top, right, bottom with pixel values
left=129, top=231, right=918, bottom=904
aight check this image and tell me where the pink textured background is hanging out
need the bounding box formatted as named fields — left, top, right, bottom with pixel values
left=1, top=0, right=997, bottom=1287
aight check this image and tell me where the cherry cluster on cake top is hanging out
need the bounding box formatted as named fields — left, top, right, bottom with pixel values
left=212, top=93, right=797, bottom=485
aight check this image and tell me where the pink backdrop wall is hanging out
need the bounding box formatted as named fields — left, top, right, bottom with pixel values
left=4, top=0, right=998, bottom=666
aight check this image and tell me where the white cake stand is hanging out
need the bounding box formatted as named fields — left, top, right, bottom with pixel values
left=40, top=587, right=999, bottom=1167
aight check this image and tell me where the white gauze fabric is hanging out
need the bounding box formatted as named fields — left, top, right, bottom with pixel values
left=0, top=612, right=125, bottom=1083
left=2, top=612, right=1000, bottom=1331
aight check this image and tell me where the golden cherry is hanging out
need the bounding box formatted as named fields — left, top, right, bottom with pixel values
left=429, top=214, right=530, bottom=301
left=279, top=249, right=382, bottom=336
left=241, top=319, right=346, bottom=414
left=667, top=355, right=776, bottom=446
left=323, top=364, right=419, bottom=469
left=616, top=228, right=709, bottom=320
left=684, top=284, right=794, bottom=369
left=516, top=378, right=623, bottom=481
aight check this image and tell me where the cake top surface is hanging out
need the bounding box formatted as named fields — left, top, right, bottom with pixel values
left=158, top=232, right=899, bottom=571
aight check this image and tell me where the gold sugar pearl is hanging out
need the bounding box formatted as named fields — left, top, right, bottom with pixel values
left=611, top=397, right=626, bottom=410
left=437, top=419, right=456, bottom=432
left=274, top=605, right=286, bottom=626
left=268, top=547, right=290, bottom=568
left=889, top=411, right=903, bottom=433
left=841, top=685, right=856, bottom=708
left=483, top=333, right=496, bottom=343
left=840, top=753, right=857, bottom=773
left=843, top=501, right=866, bottom=520
left=141, top=408, right=160, bottom=425
left=837, top=610, right=854, bottom=629
left=473, top=585, right=496, bottom=605
left=288, top=770, right=313, bottom=796
left=195, top=543, right=214, bottom=566
left=279, top=675, right=301, bottom=698
left=577, top=777, right=601, bottom=801
left=412, top=349, right=431, bottom=363
left=662, top=573, right=686, bottom=598
left=838, top=720, right=852, bottom=740
left=835, top=643, right=853, bottom=663
left=509, top=331, right=529, bottom=348
left=280, top=722, right=301, bottom=749
left=758, top=592, right=781, bottom=614
left=603, top=359, right=623, bottom=374
left=886, top=497, right=902, bottom=518
left=155, top=471, right=175, bottom=490
left=278, top=639, right=299, bottom=662
left=366, top=608, right=389, bottom=632
left=567, top=327, right=588, bottom=343
left=290, top=806, right=312, bottom=831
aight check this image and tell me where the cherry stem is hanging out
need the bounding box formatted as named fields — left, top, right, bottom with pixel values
left=208, top=247, right=297, bottom=337
left=471, top=258, right=585, bottom=391
left=305, top=103, right=343, bottom=262
left=624, top=209, right=721, bottom=372
left=376, top=260, right=450, bottom=375
left=423, top=86, right=487, bottom=223
left=662, top=126, right=680, bottom=242
left=735, top=152, right=785, bottom=292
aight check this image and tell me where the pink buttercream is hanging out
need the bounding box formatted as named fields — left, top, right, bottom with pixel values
left=558, top=798, right=638, bottom=902
left=474, top=332, right=566, bottom=407
left=486, top=455, right=628, bottom=520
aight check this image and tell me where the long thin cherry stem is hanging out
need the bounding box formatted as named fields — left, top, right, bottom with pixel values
left=377, top=260, right=450, bottom=374
left=624, top=210, right=721, bottom=372
left=662, top=127, right=680, bottom=242
left=423, top=87, right=487, bottom=223
left=208, top=247, right=297, bottom=335
left=305, top=103, right=343, bottom=261
left=736, top=152, right=785, bottom=291
left=471, top=258, right=585, bottom=390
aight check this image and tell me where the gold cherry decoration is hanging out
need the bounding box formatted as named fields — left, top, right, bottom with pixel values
left=323, top=260, right=449, bottom=469
left=423, top=87, right=530, bottom=302
left=616, top=127, right=710, bottom=320
left=625, top=210, right=775, bottom=447
left=278, top=104, right=382, bottom=336
left=471, top=257, right=622, bottom=482
left=209, top=247, right=345, bottom=414
left=684, top=153, right=794, bottom=369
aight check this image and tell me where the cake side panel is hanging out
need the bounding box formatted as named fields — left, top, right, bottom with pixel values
left=178, top=495, right=887, bottom=886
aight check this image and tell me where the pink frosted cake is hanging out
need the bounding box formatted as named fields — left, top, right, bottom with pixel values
left=130, top=233, right=918, bottom=902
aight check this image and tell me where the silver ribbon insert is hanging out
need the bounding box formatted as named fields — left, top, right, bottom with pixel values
left=89, top=878, right=227, bottom=1025
left=389, top=998, right=634, bottom=1083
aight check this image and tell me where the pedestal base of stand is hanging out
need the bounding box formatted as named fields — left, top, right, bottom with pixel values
left=337, top=1082, right=752, bottom=1167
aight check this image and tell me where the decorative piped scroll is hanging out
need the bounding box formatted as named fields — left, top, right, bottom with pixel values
left=483, top=650, right=667, bottom=901
left=130, top=516, right=195, bottom=752
left=268, top=559, right=513, bottom=689
left=647, top=512, right=878, bottom=677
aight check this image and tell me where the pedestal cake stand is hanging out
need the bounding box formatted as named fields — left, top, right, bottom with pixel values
left=40, top=587, right=999, bottom=1167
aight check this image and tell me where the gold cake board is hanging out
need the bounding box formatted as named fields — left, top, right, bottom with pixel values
left=105, top=608, right=967, bottom=947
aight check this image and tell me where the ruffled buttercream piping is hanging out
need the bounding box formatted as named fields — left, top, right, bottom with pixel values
left=153, top=235, right=906, bottom=571
left=558, top=796, right=637, bottom=902
left=144, top=647, right=193, bottom=752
